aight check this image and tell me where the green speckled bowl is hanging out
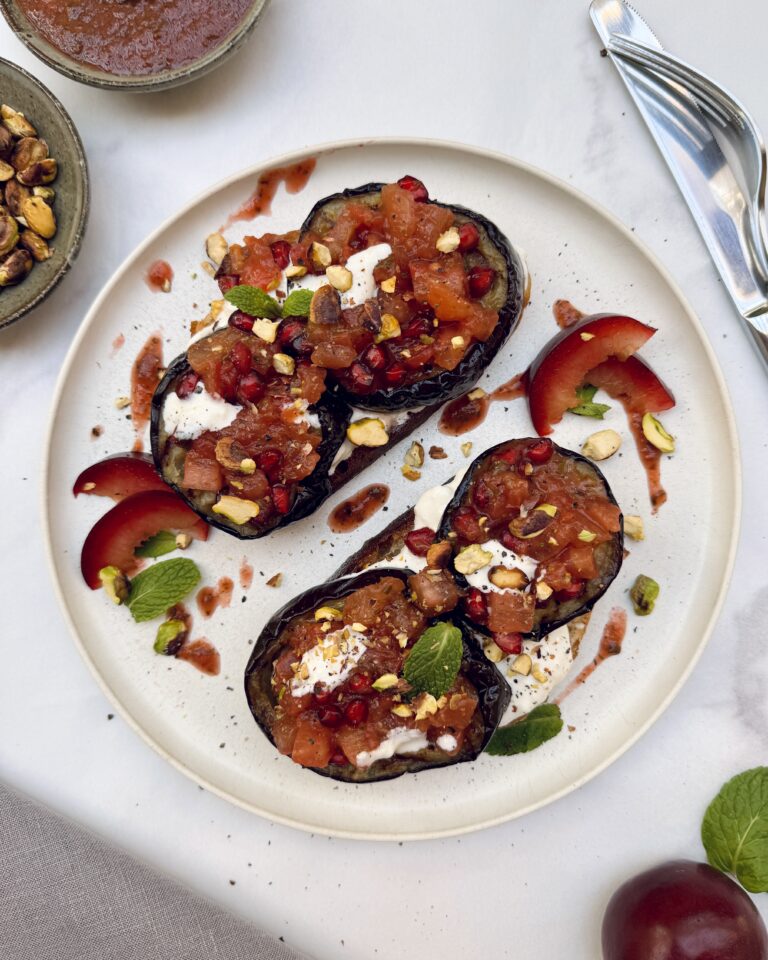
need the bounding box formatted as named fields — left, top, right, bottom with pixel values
left=0, top=0, right=270, bottom=92
left=0, top=58, right=88, bottom=331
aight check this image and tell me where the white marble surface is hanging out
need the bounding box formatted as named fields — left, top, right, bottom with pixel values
left=2, top=1, right=768, bottom=956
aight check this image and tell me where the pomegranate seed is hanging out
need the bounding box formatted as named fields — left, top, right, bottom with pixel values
left=452, top=505, right=485, bottom=543
left=313, top=685, right=335, bottom=706
left=494, top=632, right=524, bottom=655
left=347, top=673, right=372, bottom=694
left=344, top=699, right=369, bottom=726
left=362, top=344, right=387, bottom=371
left=383, top=363, right=407, bottom=386
left=228, top=310, right=254, bottom=333
left=526, top=438, right=554, bottom=465
left=465, top=588, right=488, bottom=623
left=237, top=372, right=265, bottom=404
left=350, top=224, right=371, bottom=251
left=176, top=371, right=200, bottom=398
left=349, top=361, right=375, bottom=391
left=468, top=266, right=495, bottom=299
left=272, top=484, right=291, bottom=514
left=458, top=222, right=480, bottom=252
left=278, top=318, right=306, bottom=349
left=404, top=527, right=436, bottom=557
left=270, top=239, right=291, bottom=270
left=318, top=706, right=343, bottom=729
left=501, top=529, right=525, bottom=553
left=397, top=175, right=428, bottom=202
left=257, top=449, right=283, bottom=481
left=403, top=316, right=431, bottom=339
left=219, top=359, right=240, bottom=401
left=555, top=582, right=585, bottom=603
left=230, top=340, right=252, bottom=374
left=472, top=481, right=492, bottom=511
left=217, top=274, right=238, bottom=294
left=330, top=751, right=348, bottom=765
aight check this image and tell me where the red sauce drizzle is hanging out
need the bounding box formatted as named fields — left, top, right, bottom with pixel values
left=555, top=607, right=628, bottom=703
left=111, top=333, right=125, bottom=357
left=438, top=373, right=527, bottom=437
left=628, top=412, right=667, bottom=512
left=328, top=483, right=390, bottom=533
left=222, top=159, right=317, bottom=230
left=130, top=333, right=163, bottom=452
left=177, top=638, right=220, bottom=676
left=146, top=260, right=173, bottom=293
left=196, top=577, right=234, bottom=618
left=553, top=299, right=585, bottom=329
left=239, top=558, right=254, bottom=591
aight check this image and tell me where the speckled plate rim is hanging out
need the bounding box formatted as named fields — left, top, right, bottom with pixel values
left=0, top=0, right=271, bottom=92
left=0, top=56, right=89, bottom=331
left=42, top=137, right=741, bottom=841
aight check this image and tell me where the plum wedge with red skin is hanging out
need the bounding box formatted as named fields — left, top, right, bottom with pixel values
left=527, top=314, right=657, bottom=435
left=73, top=453, right=167, bottom=501
left=81, top=490, right=209, bottom=589
left=587, top=355, right=675, bottom=414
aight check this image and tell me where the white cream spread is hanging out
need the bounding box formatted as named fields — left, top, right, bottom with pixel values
left=329, top=406, right=424, bottom=474
left=340, top=243, right=392, bottom=307
left=355, top=726, right=430, bottom=768
left=162, top=385, right=241, bottom=440
left=464, top=541, right=538, bottom=594
left=187, top=301, right=238, bottom=346
left=290, top=626, right=367, bottom=698
left=436, top=733, right=458, bottom=752
left=494, top=626, right=574, bottom=722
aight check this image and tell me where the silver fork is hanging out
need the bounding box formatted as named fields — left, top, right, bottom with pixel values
left=609, top=33, right=768, bottom=280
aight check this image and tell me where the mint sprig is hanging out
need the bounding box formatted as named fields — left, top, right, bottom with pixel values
left=702, top=767, right=768, bottom=893
left=224, top=285, right=282, bottom=319
left=126, top=558, right=201, bottom=623
left=134, top=530, right=178, bottom=559
left=486, top=703, right=564, bottom=756
left=282, top=288, right=313, bottom=318
left=403, top=621, right=463, bottom=699
left=568, top=383, right=611, bottom=420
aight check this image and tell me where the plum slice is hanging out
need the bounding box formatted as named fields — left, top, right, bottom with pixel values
left=73, top=453, right=167, bottom=501
left=527, top=314, right=657, bottom=435
left=80, top=490, right=209, bottom=589
left=586, top=355, right=675, bottom=414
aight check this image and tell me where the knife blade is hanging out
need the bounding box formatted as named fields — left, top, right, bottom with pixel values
left=590, top=0, right=768, bottom=366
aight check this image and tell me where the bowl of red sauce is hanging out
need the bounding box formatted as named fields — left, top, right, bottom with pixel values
left=0, top=0, right=270, bottom=92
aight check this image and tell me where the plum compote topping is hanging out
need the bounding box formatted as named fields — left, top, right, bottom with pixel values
left=269, top=575, right=480, bottom=770
left=448, top=439, right=621, bottom=635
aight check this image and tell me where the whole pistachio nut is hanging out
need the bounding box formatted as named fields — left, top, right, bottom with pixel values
left=4, top=178, right=31, bottom=219
left=11, top=137, right=48, bottom=172
left=0, top=160, right=14, bottom=182
left=17, top=158, right=58, bottom=187
left=1, top=105, right=37, bottom=139
left=19, top=229, right=51, bottom=262
left=0, top=248, right=33, bottom=286
left=21, top=196, right=56, bottom=239
left=0, top=213, right=18, bottom=258
left=630, top=574, right=660, bottom=616
left=32, top=185, right=55, bottom=203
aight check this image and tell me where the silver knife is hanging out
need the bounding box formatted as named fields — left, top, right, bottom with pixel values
left=590, top=0, right=768, bottom=367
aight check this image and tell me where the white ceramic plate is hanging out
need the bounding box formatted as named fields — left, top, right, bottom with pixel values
left=44, top=139, right=739, bottom=840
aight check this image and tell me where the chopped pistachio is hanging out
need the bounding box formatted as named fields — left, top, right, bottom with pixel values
left=510, top=653, right=532, bottom=676
left=380, top=275, right=397, bottom=293
left=577, top=529, right=597, bottom=542
left=375, top=312, right=401, bottom=343
left=285, top=263, right=307, bottom=279
left=273, top=353, right=295, bottom=376
left=484, top=641, right=505, bottom=663
left=309, top=241, right=332, bottom=269
left=401, top=465, right=421, bottom=481
left=454, top=543, right=493, bottom=575
left=325, top=264, right=353, bottom=292
left=404, top=441, right=424, bottom=469
left=212, top=495, right=259, bottom=525
left=391, top=704, right=413, bottom=718
left=253, top=318, right=281, bottom=343
left=641, top=413, right=675, bottom=453
left=461, top=441, right=473, bottom=457
left=205, top=232, right=228, bottom=266
left=581, top=428, right=622, bottom=461
left=372, top=673, right=399, bottom=691
left=315, top=606, right=342, bottom=621
left=489, top=565, right=529, bottom=589
left=347, top=417, right=389, bottom=447
left=624, top=515, right=645, bottom=541
left=630, top=574, right=660, bottom=616
left=98, top=565, right=130, bottom=605
left=535, top=581, right=554, bottom=601
left=154, top=619, right=187, bottom=655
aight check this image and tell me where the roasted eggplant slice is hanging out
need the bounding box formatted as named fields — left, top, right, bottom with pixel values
left=244, top=568, right=510, bottom=783
left=289, top=178, right=527, bottom=411
left=437, top=438, right=624, bottom=640
left=150, top=327, right=350, bottom=539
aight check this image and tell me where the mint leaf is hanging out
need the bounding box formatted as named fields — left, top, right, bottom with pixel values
left=403, top=621, right=463, bottom=698
left=569, top=401, right=611, bottom=419
left=486, top=703, right=563, bottom=756
left=127, top=558, right=201, bottom=623
left=702, top=767, right=768, bottom=893
left=282, top=288, right=313, bottom=318
left=134, top=530, right=177, bottom=558
left=569, top=383, right=611, bottom=419
left=224, top=285, right=281, bottom=319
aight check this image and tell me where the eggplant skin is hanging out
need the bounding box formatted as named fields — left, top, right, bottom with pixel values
left=437, top=440, right=624, bottom=640
left=149, top=351, right=351, bottom=540
left=300, top=182, right=527, bottom=412
left=243, top=567, right=510, bottom=784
